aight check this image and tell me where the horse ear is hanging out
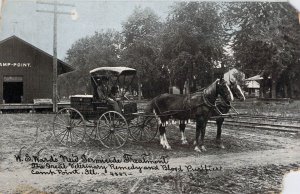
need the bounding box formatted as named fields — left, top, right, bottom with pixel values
left=219, top=74, right=224, bottom=81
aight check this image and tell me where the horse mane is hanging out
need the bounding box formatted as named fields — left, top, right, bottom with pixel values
left=193, top=79, right=219, bottom=96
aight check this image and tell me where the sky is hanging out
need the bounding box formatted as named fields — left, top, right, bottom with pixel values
left=0, top=0, right=173, bottom=59
left=0, top=0, right=298, bottom=60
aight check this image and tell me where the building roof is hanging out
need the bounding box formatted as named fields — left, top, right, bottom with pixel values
left=0, top=35, right=74, bottom=75
left=245, top=80, right=260, bottom=89
left=245, top=75, right=263, bottom=81
left=90, top=66, right=136, bottom=76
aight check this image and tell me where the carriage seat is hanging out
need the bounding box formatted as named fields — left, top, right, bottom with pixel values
left=92, top=101, right=113, bottom=111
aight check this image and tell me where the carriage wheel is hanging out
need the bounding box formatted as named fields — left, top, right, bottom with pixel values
left=130, top=116, right=158, bottom=142
left=96, top=111, right=129, bottom=149
left=53, top=108, right=86, bottom=147
left=86, top=120, right=98, bottom=140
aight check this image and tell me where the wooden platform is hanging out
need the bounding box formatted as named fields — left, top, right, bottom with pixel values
left=0, top=102, right=70, bottom=112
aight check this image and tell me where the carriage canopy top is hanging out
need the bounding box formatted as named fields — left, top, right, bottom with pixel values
left=90, top=67, right=136, bottom=77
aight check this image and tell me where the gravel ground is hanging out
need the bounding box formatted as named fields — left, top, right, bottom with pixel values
left=0, top=112, right=299, bottom=194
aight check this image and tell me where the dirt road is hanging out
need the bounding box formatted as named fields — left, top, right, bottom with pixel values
left=0, top=114, right=299, bottom=193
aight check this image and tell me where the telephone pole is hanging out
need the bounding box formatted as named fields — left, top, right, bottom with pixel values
left=36, top=0, right=75, bottom=112
left=12, top=21, right=18, bottom=33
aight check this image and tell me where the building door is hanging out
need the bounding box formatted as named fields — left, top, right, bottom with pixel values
left=3, top=76, right=23, bottom=103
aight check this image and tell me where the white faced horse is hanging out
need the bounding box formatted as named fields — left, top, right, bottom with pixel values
left=145, top=78, right=234, bottom=152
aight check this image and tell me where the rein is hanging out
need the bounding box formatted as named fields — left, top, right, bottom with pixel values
left=216, top=96, right=240, bottom=115
left=202, top=89, right=217, bottom=108
left=150, top=80, right=236, bottom=118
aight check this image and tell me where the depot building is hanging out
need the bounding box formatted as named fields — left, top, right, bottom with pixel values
left=0, top=36, right=74, bottom=104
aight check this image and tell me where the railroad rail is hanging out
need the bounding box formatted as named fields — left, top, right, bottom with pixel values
left=235, top=114, right=300, bottom=122
left=208, top=114, right=300, bottom=133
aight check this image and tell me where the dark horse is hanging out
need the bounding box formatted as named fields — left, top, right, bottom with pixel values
left=212, top=81, right=245, bottom=149
left=145, top=78, right=234, bottom=152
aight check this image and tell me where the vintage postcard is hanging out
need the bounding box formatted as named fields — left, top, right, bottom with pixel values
left=0, top=0, right=300, bottom=193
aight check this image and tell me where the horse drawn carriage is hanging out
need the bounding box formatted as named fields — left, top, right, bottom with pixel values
left=53, top=66, right=245, bottom=152
left=52, top=67, right=158, bottom=149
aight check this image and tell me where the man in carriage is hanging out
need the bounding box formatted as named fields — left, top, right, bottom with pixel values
left=93, top=75, right=122, bottom=113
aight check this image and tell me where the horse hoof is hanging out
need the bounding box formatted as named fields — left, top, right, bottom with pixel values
left=219, top=144, right=225, bottom=149
left=182, top=140, right=188, bottom=145
left=216, top=141, right=225, bottom=149
left=201, top=146, right=207, bottom=152
left=194, top=146, right=201, bottom=152
left=162, top=144, right=172, bottom=150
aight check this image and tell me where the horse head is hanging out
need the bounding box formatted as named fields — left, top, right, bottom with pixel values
left=216, top=77, right=234, bottom=102
left=229, top=80, right=246, bottom=101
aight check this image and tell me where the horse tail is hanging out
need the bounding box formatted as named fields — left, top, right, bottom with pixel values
left=145, top=97, right=161, bottom=124
left=145, top=98, right=155, bottom=114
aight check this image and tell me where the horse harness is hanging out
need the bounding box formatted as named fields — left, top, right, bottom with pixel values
left=152, top=90, right=230, bottom=118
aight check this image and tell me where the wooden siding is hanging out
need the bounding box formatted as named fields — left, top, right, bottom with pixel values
left=0, top=36, right=54, bottom=103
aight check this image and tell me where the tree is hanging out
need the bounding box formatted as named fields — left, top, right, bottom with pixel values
left=58, top=30, right=123, bottom=97
left=227, top=2, right=300, bottom=98
left=159, top=2, right=228, bottom=93
left=121, top=7, right=168, bottom=98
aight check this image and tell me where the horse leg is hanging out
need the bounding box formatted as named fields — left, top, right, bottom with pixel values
left=194, top=116, right=204, bottom=152
left=200, top=120, right=208, bottom=152
left=216, top=118, right=225, bottom=149
left=159, top=124, right=165, bottom=147
left=159, top=123, right=171, bottom=150
left=180, top=120, right=188, bottom=145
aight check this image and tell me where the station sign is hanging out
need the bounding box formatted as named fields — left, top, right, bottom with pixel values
left=0, top=62, right=31, bottom=67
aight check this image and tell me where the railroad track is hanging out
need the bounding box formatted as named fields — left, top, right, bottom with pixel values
left=207, top=115, right=300, bottom=133
left=235, top=114, right=300, bottom=123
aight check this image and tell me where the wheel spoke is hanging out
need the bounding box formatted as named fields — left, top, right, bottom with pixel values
left=70, top=115, right=76, bottom=126
left=54, top=122, right=68, bottom=128
left=102, top=115, right=110, bottom=127
left=116, top=129, right=127, bottom=138
left=115, top=133, right=125, bottom=142
left=53, top=108, right=86, bottom=147
left=66, top=130, right=70, bottom=143
left=108, top=112, right=112, bottom=123
left=53, top=124, right=68, bottom=134
left=129, top=116, right=158, bottom=142
left=113, top=134, right=122, bottom=146
left=96, top=111, right=128, bottom=149
left=143, top=127, right=152, bottom=138
left=101, top=132, right=111, bottom=141
left=98, top=121, right=110, bottom=128
left=65, top=111, right=71, bottom=125
left=56, top=115, right=67, bottom=125
left=69, top=131, right=73, bottom=145
left=55, top=128, right=67, bottom=137
left=113, top=113, right=116, bottom=125
left=139, top=129, right=143, bottom=140
left=89, top=128, right=97, bottom=139
left=71, top=130, right=80, bottom=140
left=130, top=127, right=140, bottom=135
left=73, top=119, right=83, bottom=126
left=60, top=130, right=68, bottom=143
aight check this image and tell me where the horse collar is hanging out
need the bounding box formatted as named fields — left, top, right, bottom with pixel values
left=203, top=89, right=216, bottom=108
left=220, top=97, right=231, bottom=107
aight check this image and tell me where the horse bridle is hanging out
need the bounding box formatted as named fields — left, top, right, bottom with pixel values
left=202, top=89, right=223, bottom=115
left=151, top=80, right=235, bottom=118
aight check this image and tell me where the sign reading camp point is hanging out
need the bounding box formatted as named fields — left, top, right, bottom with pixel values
left=0, top=62, right=31, bottom=67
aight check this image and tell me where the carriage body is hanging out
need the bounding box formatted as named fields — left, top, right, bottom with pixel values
left=69, top=67, right=138, bottom=120
left=53, top=67, right=158, bottom=149
left=69, top=94, right=138, bottom=121
left=69, top=95, right=111, bottom=120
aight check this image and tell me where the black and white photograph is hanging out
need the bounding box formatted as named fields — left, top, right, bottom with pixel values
left=0, top=0, right=300, bottom=193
